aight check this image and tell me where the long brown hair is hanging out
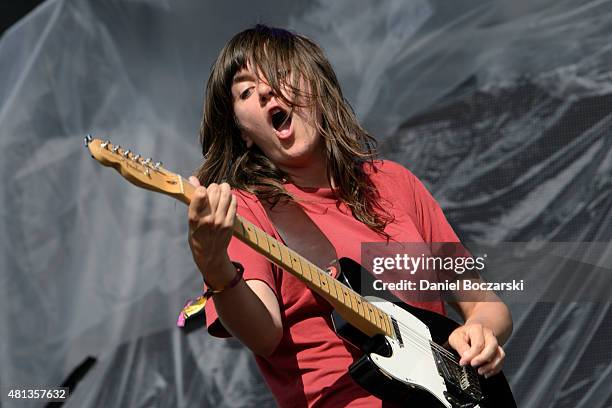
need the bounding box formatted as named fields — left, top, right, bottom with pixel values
left=196, top=24, right=392, bottom=236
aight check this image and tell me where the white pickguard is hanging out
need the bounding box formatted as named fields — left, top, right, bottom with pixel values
left=365, top=296, right=453, bottom=408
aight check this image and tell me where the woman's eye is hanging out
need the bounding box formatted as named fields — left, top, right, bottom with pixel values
left=240, top=88, right=253, bottom=100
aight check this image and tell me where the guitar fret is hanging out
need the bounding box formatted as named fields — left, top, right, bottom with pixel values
left=348, top=291, right=361, bottom=316
left=255, top=228, right=271, bottom=252
left=354, top=294, right=366, bottom=318
left=359, top=298, right=372, bottom=323
left=333, top=280, right=345, bottom=302
left=375, top=307, right=390, bottom=335
left=242, top=221, right=258, bottom=245
left=375, top=307, right=388, bottom=334
left=278, top=243, right=293, bottom=270
left=377, top=308, right=387, bottom=334
left=290, top=251, right=304, bottom=277
left=316, top=268, right=331, bottom=294
left=341, top=287, right=353, bottom=309
left=310, top=262, right=322, bottom=287
left=373, top=306, right=384, bottom=331
left=366, top=303, right=380, bottom=327
left=323, top=273, right=339, bottom=300
left=383, top=312, right=393, bottom=336
left=299, top=259, right=318, bottom=287
left=302, top=262, right=317, bottom=283
left=267, top=236, right=282, bottom=262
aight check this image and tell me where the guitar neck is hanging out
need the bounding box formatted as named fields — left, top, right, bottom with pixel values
left=177, top=178, right=394, bottom=339
left=85, top=135, right=393, bottom=340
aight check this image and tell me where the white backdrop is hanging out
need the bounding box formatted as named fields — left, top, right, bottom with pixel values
left=1, top=0, right=611, bottom=407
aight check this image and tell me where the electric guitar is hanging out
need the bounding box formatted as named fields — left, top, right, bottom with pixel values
left=85, top=136, right=516, bottom=407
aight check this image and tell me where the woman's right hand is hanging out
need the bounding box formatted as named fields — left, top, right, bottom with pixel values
left=187, top=177, right=283, bottom=357
left=187, top=176, right=238, bottom=288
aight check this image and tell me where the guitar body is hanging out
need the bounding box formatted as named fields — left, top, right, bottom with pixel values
left=331, top=258, right=516, bottom=408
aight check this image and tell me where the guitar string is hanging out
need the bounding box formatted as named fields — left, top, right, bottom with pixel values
left=395, top=320, right=454, bottom=356
left=245, top=221, right=473, bottom=373
left=393, top=316, right=475, bottom=366
left=391, top=322, right=447, bottom=356
left=392, top=326, right=476, bottom=380
left=399, top=325, right=458, bottom=362
left=396, top=323, right=482, bottom=380
left=394, top=319, right=460, bottom=360
left=382, top=326, right=473, bottom=383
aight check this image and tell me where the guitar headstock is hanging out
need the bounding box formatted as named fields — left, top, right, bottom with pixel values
left=85, top=135, right=189, bottom=203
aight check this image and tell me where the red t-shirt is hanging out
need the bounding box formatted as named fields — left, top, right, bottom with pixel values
left=204, top=160, right=460, bottom=407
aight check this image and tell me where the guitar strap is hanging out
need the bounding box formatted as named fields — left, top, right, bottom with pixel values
left=263, top=200, right=340, bottom=279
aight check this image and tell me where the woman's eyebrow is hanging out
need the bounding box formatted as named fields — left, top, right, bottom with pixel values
left=232, top=72, right=256, bottom=84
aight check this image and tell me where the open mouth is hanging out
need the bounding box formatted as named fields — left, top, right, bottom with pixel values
left=270, top=107, right=292, bottom=135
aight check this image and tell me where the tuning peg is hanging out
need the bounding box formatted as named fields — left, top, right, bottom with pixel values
left=143, top=158, right=152, bottom=166
left=111, top=145, right=120, bottom=153
left=122, top=149, right=131, bottom=158
left=84, top=134, right=93, bottom=146
left=154, top=162, right=162, bottom=170
left=101, top=140, right=110, bottom=148
left=132, top=154, right=141, bottom=162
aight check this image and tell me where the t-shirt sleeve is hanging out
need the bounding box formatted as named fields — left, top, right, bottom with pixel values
left=400, top=165, right=461, bottom=244
left=204, top=190, right=279, bottom=338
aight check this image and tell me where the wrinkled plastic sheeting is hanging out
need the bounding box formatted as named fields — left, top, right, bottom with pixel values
left=0, top=0, right=610, bottom=407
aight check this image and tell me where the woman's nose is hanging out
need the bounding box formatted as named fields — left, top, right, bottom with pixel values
left=257, top=80, right=274, bottom=102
